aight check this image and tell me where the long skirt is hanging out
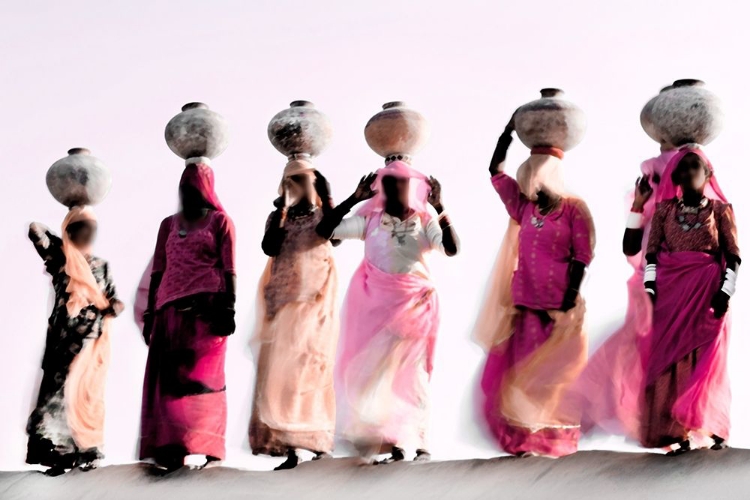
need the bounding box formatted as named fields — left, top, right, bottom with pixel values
left=139, top=300, right=227, bottom=461
left=337, top=260, right=439, bottom=453
left=250, top=264, right=339, bottom=456
left=481, top=304, right=587, bottom=457
left=639, top=251, right=730, bottom=448
left=27, top=324, right=111, bottom=468
left=575, top=271, right=651, bottom=438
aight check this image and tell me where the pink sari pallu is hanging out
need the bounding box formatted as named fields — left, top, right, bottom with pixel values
left=644, top=251, right=730, bottom=440
left=337, top=259, right=439, bottom=450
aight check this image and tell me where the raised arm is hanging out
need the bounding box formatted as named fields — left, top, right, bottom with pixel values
left=28, top=222, right=63, bottom=268
left=426, top=176, right=459, bottom=256
left=262, top=206, right=288, bottom=257
left=623, top=175, right=653, bottom=256
left=316, top=173, right=377, bottom=240
left=489, top=114, right=516, bottom=176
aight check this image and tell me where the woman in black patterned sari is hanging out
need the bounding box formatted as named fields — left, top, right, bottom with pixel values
left=26, top=206, right=123, bottom=476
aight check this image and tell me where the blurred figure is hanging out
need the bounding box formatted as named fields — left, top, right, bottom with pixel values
left=573, top=139, right=679, bottom=440
left=250, top=157, right=339, bottom=470
left=139, top=162, right=236, bottom=471
left=317, top=159, right=459, bottom=463
left=639, top=146, right=738, bottom=454
left=26, top=208, right=123, bottom=476
left=475, top=115, right=595, bottom=458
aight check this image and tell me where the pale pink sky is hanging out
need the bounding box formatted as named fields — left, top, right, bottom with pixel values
left=2, top=0, right=750, bottom=470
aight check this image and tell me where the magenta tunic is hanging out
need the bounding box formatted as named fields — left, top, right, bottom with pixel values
left=153, top=211, right=235, bottom=309
left=140, top=209, right=236, bottom=461
left=492, top=172, right=594, bottom=306
left=481, top=172, right=594, bottom=457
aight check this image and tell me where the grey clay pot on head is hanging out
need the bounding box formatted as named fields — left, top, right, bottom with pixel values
left=164, top=102, right=230, bottom=162
left=514, top=89, right=587, bottom=152
left=364, top=102, right=430, bottom=158
left=267, top=101, right=333, bottom=158
left=648, top=79, right=723, bottom=146
left=640, top=85, right=674, bottom=144
left=46, top=148, right=112, bottom=207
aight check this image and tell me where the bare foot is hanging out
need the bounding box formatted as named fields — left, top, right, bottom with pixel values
left=414, top=449, right=431, bottom=462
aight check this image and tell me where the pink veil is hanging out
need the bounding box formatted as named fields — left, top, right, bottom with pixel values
left=356, top=160, right=435, bottom=225
left=658, top=145, right=726, bottom=203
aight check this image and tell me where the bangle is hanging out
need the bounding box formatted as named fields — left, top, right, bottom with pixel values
left=438, top=211, right=449, bottom=221
left=644, top=264, right=656, bottom=283
left=721, top=268, right=738, bottom=297
left=626, top=211, right=644, bottom=229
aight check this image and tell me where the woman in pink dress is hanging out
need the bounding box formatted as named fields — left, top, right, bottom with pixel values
left=640, top=146, right=739, bottom=454
left=250, top=157, right=340, bottom=470
left=140, top=161, right=236, bottom=471
left=477, top=116, right=595, bottom=458
left=316, top=159, right=459, bottom=463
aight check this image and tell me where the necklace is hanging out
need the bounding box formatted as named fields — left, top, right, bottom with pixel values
left=676, top=197, right=708, bottom=232
left=530, top=199, right=560, bottom=229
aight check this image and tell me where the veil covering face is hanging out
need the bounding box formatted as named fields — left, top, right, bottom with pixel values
left=356, top=160, right=436, bottom=226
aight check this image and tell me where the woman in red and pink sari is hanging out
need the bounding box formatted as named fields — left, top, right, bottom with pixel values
left=139, top=160, right=236, bottom=471
left=639, top=146, right=739, bottom=454
left=316, top=159, right=459, bottom=464
left=475, top=116, right=595, bottom=458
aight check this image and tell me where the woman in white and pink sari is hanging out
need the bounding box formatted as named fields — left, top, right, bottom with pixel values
left=316, top=159, right=459, bottom=463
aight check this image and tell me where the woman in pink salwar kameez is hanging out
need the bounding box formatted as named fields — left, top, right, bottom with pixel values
left=476, top=117, right=595, bottom=458
left=316, top=160, right=459, bottom=463
left=640, top=146, right=739, bottom=454
left=140, top=161, right=237, bottom=471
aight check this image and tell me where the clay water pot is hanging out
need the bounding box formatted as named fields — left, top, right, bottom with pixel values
left=649, top=79, right=724, bottom=146
left=640, top=84, right=673, bottom=144
left=364, top=102, right=430, bottom=157
left=46, top=148, right=112, bottom=207
left=514, top=89, right=587, bottom=152
left=165, top=103, right=229, bottom=161
left=268, top=101, right=333, bottom=158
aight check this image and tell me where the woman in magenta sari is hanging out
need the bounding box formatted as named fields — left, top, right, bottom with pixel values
left=476, top=116, right=595, bottom=458
left=574, top=144, right=680, bottom=438
left=640, top=146, right=739, bottom=454
left=140, top=160, right=236, bottom=471
left=316, top=159, right=459, bottom=463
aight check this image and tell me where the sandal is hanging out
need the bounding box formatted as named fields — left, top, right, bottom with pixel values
left=665, top=440, right=691, bottom=457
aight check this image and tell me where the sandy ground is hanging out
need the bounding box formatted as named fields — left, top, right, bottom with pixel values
left=0, top=449, right=745, bottom=500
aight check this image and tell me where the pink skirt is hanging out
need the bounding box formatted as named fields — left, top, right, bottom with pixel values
left=140, top=300, right=227, bottom=461
left=481, top=305, right=587, bottom=457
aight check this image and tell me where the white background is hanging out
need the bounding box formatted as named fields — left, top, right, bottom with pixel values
left=1, top=0, right=749, bottom=471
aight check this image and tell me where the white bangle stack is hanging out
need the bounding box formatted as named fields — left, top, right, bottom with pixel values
left=644, top=263, right=656, bottom=283
left=721, top=268, right=738, bottom=297
left=626, top=211, right=644, bottom=229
